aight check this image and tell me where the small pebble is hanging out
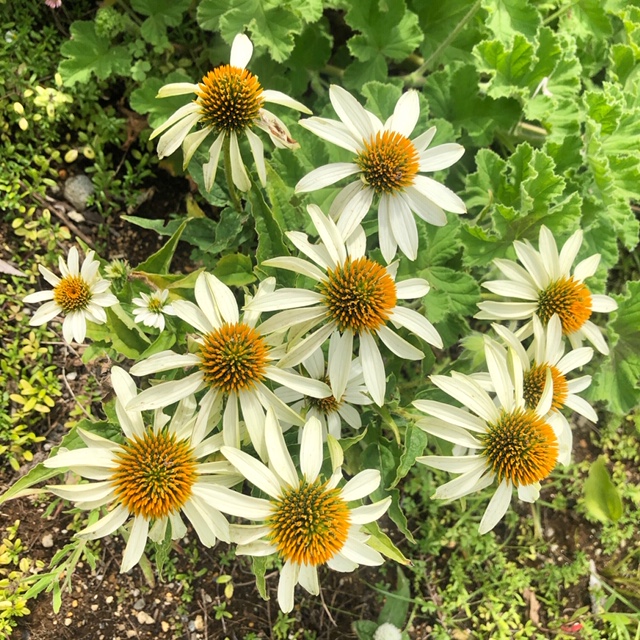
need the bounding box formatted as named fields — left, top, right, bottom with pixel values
left=41, top=534, right=54, bottom=548
left=194, top=615, right=204, bottom=631
left=133, top=598, right=145, bottom=610
left=161, top=622, right=170, bottom=632
left=137, top=611, right=155, bottom=625
left=64, top=619, right=72, bottom=626
left=106, top=596, right=114, bottom=604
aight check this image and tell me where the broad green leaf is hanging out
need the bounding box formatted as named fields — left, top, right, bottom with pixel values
left=138, top=330, right=177, bottom=359
left=583, top=456, right=623, bottom=522
left=353, top=621, right=378, bottom=640
left=129, top=71, right=195, bottom=128
left=343, top=0, right=423, bottom=62
left=131, top=0, right=191, bottom=46
left=361, top=81, right=403, bottom=121
left=59, top=21, right=130, bottom=86
left=421, top=266, right=480, bottom=323
left=590, top=281, right=640, bottom=415
left=343, top=56, right=389, bottom=90
left=392, top=424, right=428, bottom=488
left=105, top=305, right=151, bottom=358
left=363, top=521, right=411, bottom=565
left=247, top=188, right=290, bottom=268
left=558, top=0, right=613, bottom=43
left=251, top=556, right=269, bottom=601
left=213, top=253, right=256, bottom=286
left=136, top=220, right=187, bottom=274
left=379, top=568, right=411, bottom=627
left=247, top=6, right=302, bottom=63
left=481, top=0, right=540, bottom=42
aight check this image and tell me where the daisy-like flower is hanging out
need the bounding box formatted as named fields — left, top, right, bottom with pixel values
left=23, top=246, right=117, bottom=344
left=276, top=344, right=373, bottom=439
left=213, top=409, right=391, bottom=613
left=127, top=273, right=331, bottom=460
left=44, top=367, right=240, bottom=573
left=475, top=225, right=618, bottom=355
left=295, top=86, right=466, bottom=262
left=492, top=314, right=597, bottom=424
left=414, top=337, right=570, bottom=534
left=247, top=205, right=442, bottom=406
left=132, top=289, right=175, bottom=331
left=150, top=34, right=311, bottom=192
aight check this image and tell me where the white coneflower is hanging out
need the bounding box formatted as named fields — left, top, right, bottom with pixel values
left=295, top=86, right=465, bottom=262
left=210, top=410, right=391, bottom=613
left=23, top=246, right=117, bottom=344
left=475, top=225, right=617, bottom=354
left=150, top=34, right=311, bottom=191
left=44, top=367, right=240, bottom=572
left=132, top=289, right=175, bottom=331
left=127, top=273, right=330, bottom=460
left=414, top=338, right=569, bottom=534
left=247, top=205, right=442, bottom=406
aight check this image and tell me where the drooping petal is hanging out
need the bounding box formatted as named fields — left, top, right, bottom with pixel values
left=478, top=481, right=512, bottom=534
left=120, top=516, right=150, bottom=573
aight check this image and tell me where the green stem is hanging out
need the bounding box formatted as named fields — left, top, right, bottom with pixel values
left=542, top=0, right=579, bottom=26
left=223, top=136, right=243, bottom=213
left=405, top=0, right=482, bottom=84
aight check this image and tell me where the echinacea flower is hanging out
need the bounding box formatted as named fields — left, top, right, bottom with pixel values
left=127, top=273, right=330, bottom=460
left=414, top=337, right=569, bottom=534
left=475, top=225, right=618, bottom=355
left=295, top=86, right=466, bottom=262
left=492, top=314, right=597, bottom=424
left=44, top=367, right=240, bottom=572
left=23, top=246, right=117, bottom=344
left=276, top=344, right=373, bottom=439
left=132, top=289, right=175, bottom=331
left=150, top=34, right=311, bottom=192
left=216, top=409, right=391, bottom=613
left=247, top=205, right=442, bottom=405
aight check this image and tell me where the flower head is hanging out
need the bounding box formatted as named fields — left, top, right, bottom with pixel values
left=23, top=246, right=117, bottom=344
left=475, top=226, right=618, bottom=354
left=247, top=205, right=442, bottom=405
left=132, top=289, right=175, bottom=331
left=217, top=410, right=391, bottom=612
left=295, top=86, right=466, bottom=262
left=127, top=273, right=331, bottom=460
left=150, top=34, right=311, bottom=192
left=44, top=367, right=240, bottom=572
left=414, top=338, right=569, bottom=534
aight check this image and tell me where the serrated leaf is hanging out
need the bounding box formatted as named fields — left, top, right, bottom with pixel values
left=583, top=456, right=623, bottom=522
left=343, top=56, right=389, bottom=91
left=136, top=220, right=187, bottom=274
left=344, top=0, right=423, bottom=62
left=558, top=0, right=613, bottom=42
left=59, top=21, right=131, bottom=86
left=131, top=0, right=190, bottom=23
left=422, top=266, right=480, bottom=323
left=248, top=6, right=302, bottom=63
left=361, top=81, right=403, bottom=121
left=590, top=281, right=640, bottom=414
left=481, top=0, right=540, bottom=42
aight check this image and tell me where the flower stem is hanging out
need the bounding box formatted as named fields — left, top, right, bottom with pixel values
left=223, top=136, right=243, bottom=213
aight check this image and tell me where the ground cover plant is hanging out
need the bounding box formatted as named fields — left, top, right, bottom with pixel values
left=1, top=0, right=639, bottom=638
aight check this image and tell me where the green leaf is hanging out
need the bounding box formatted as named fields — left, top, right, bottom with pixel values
left=421, top=266, right=480, bottom=324
left=138, top=330, right=177, bottom=359
left=590, top=281, right=640, bottom=415
left=481, top=0, right=540, bottom=42
left=59, top=21, right=131, bottom=86
left=558, top=0, right=613, bottom=43
left=131, top=0, right=191, bottom=47
left=105, top=305, right=151, bottom=358
left=583, top=456, right=624, bottom=522
left=363, top=521, right=411, bottom=565
left=392, top=424, right=428, bottom=488
left=246, top=188, right=290, bottom=268
left=361, top=81, right=403, bottom=121
left=251, top=556, right=269, bottom=601
left=129, top=71, right=195, bottom=128
left=213, top=253, right=256, bottom=286
left=379, top=568, right=411, bottom=627
left=343, top=0, right=423, bottom=62
left=353, top=620, right=378, bottom=640
left=136, top=220, right=187, bottom=274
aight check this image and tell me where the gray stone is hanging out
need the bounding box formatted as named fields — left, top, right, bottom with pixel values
left=64, top=174, right=94, bottom=211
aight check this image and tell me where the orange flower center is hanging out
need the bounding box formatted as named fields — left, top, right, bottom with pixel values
left=196, top=65, right=264, bottom=132
left=199, top=322, right=268, bottom=393
left=268, top=480, right=350, bottom=566
left=319, top=257, right=397, bottom=333
left=524, top=363, right=568, bottom=411
left=307, top=377, right=341, bottom=414
left=537, top=277, right=592, bottom=335
left=53, top=275, right=91, bottom=313
left=482, top=408, right=558, bottom=486
left=112, top=430, right=197, bottom=520
left=355, top=130, right=419, bottom=194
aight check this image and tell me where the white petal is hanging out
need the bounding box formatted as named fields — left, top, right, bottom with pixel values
left=203, top=132, right=225, bottom=191
left=388, top=194, right=419, bottom=260
left=395, top=278, right=430, bottom=299
left=557, top=347, right=593, bottom=374
left=478, top=481, right=512, bottom=534
left=295, top=163, right=360, bottom=192
left=127, top=373, right=205, bottom=411
left=329, top=85, right=375, bottom=142
left=359, top=331, right=386, bottom=405
left=402, top=188, right=448, bottom=226
left=193, top=484, right=272, bottom=520
left=411, top=126, right=436, bottom=152
left=327, top=553, right=358, bottom=573
left=29, top=300, right=61, bottom=325
left=513, top=242, right=547, bottom=290
left=567, top=375, right=591, bottom=394
left=298, top=116, right=361, bottom=153
left=199, top=272, right=239, bottom=325
left=156, top=82, right=198, bottom=98
left=431, top=466, right=490, bottom=500
left=340, top=469, right=381, bottom=502
left=483, top=280, right=539, bottom=300
left=129, top=351, right=200, bottom=377
left=48, top=480, right=115, bottom=504
left=229, top=130, right=251, bottom=192
left=23, top=289, right=54, bottom=303
left=412, top=175, right=466, bottom=213
left=579, top=321, right=609, bottom=355
left=390, top=307, right=443, bottom=349
left=573, top=254, right=600, bottom=282
left=277, top=561, right=299, bottom=614
left=298, top=564, right=319, bottom=595
left=239, top=390, right=268, bottom=461
left=221, top=449, right=280, bottom=500
left=413, top=400, right=486, bottom=432
left=335, top=184, right=375, bottom=240
left=300, top=416, right=323, bottom=483
left=378, top=194, right=397, bottom=263
left=432, top=372, right=500, bottom=423
left=156, top=111, right=201, bottom=157
left=385, top=90, right=419, bottom=137
left=307, top=204, right=347, bottom=266
left=564, top=394, right=598, bottom=422
left=377, top=325, right=423, bottom=360
left=120, top=516, right=149, bottom=573
left=247, top=289, right=323, bottom=312
left=277, top=322, right=335, bottom=369
left=262, top=89, right=311, bottom=114
left=591, top=294, right=617, bottom=313
left=475, top=301, right=538, bottom=320
left=484, top=339, right=514, bottom=411
left=245, top=127, right=266, bottom=186
left=266, top=366, right=330, bottom=399
left=418, top=143, right=465, bottom=172
left=558, top=229, right=583, bottom=275
left=77, top=504, right=129, bottom=539
left=538, top=226, right=560, bottom=281
left=263, top=407, right=298, bottom=487
left=340, top=535, right=384, bottom=566
left=182, top=126, right=211, bottom=168
left=328, top=330, right=353, bottom=402
left=230, top=33, right=253, bottom=69
left=350, top=497, right=392, bottom=524
left=417, top=454, right=485, bottom=474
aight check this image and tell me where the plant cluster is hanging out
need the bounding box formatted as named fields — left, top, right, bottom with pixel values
left=2, top=0, right=640, bottom=638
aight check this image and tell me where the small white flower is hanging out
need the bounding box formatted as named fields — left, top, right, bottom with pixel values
left=475, top=225, right=618, bottom=354
left=276, top=348, right=373, bottom=439
left=214, top=410, right=391, bottom=613
left=374, top=623, right=403, bottom=640
left=296, top=86, right=466, bottom=262
left=414, top=337, right=569, bottom=534
left=44, top=367, right=241, bottom=573
left=246, top=205, right=442, bottom=406
left=23, top=246, right=117, bottom=344
left=150, top=33, right=311, bottom=192
left=127, top=273, right=331, bottom=460
left=132, top=289, right=175, bottom=331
